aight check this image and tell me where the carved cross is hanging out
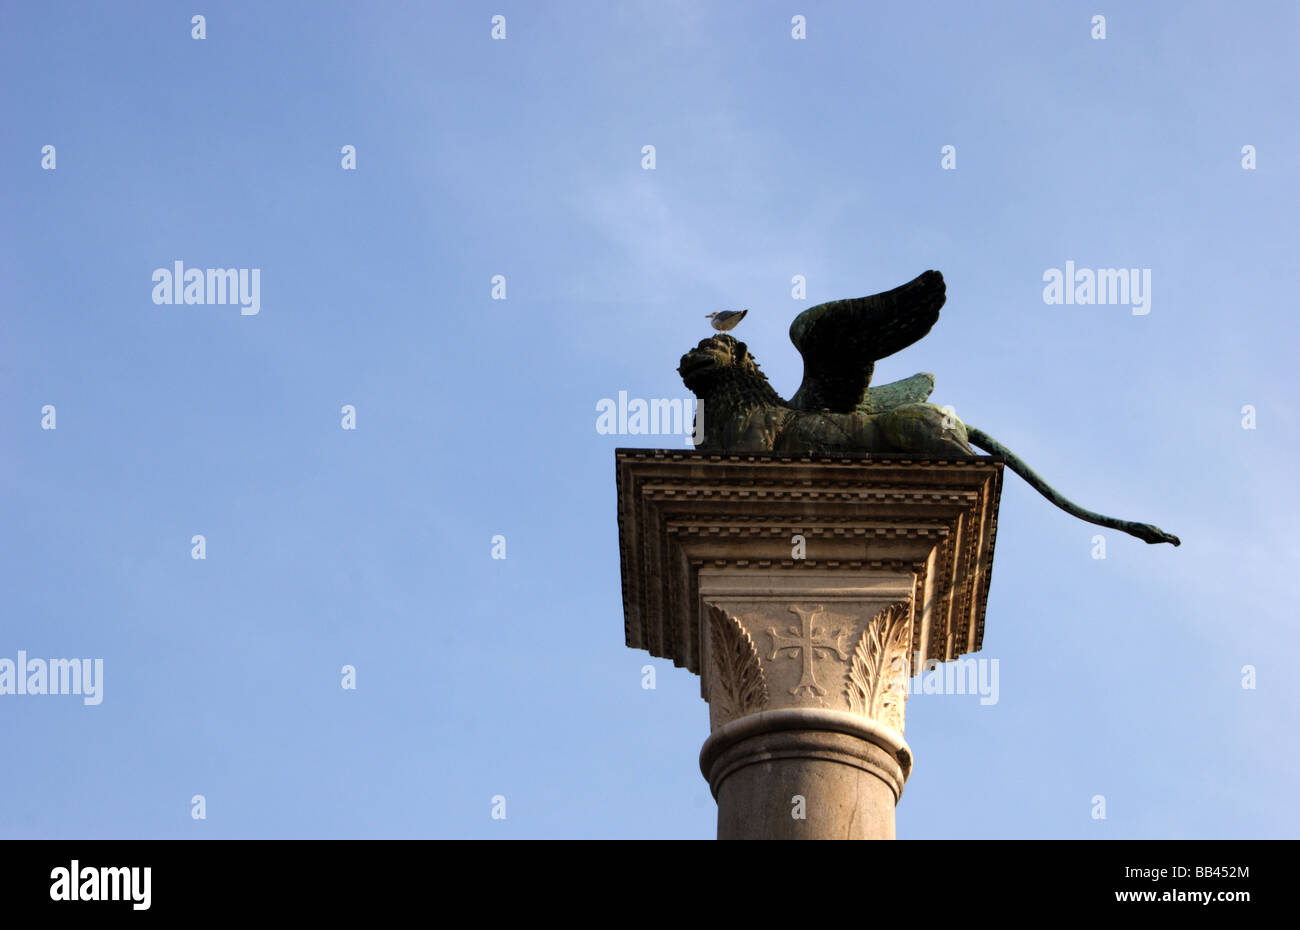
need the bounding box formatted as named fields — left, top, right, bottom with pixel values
left=768, top=605, right=850, bottom=697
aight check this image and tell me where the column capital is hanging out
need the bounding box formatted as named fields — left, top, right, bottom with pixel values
left=616, top=449, right=1003, bottom=681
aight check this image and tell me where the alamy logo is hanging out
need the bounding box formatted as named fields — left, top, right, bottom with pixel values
left=1042, top=262, right=1151, bottom=315
left=151, top=261, right=261, bottom=315
left=50, top=860, right=150, bottom=910
left=596, top=392, right=703, bottom=446
left=909, top=652, right=999, bottom=706
left=0, top=651, right=103, bottom=705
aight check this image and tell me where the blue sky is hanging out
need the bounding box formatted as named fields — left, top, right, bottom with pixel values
left=1, top=1, right=1296, bottom=838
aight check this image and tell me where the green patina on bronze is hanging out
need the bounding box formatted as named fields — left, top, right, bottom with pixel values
left=677, top=270, right=1180, bottom=546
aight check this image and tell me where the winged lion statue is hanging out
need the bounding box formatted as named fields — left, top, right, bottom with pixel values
left=677, top=270, right=1180, bottom=546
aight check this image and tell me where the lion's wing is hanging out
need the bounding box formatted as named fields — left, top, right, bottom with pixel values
left=861, top=372, right=936, bottom=414
left=788, top=271, right=946, bottom=413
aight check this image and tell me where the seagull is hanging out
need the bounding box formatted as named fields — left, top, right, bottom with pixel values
left=706, top=309, right=748, bottom=332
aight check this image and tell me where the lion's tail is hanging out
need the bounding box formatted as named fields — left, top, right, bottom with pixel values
left=966, top=426, right=1180, bottom=546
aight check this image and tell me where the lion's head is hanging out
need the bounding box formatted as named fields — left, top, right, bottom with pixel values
left=677, top=334, right=785, bottom=450
left=677, top=334, right=779, bottom=402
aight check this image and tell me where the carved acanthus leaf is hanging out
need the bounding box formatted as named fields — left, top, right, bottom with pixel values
left=844, top=601, right=912, bottom=733
left=708, top=605, right=769, bottom=723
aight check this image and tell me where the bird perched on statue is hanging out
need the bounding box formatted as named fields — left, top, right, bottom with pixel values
left=705, top=309, right=747, bottom=332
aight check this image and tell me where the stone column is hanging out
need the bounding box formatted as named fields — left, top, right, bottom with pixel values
left=616, top=450, right=1002, bottom=840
